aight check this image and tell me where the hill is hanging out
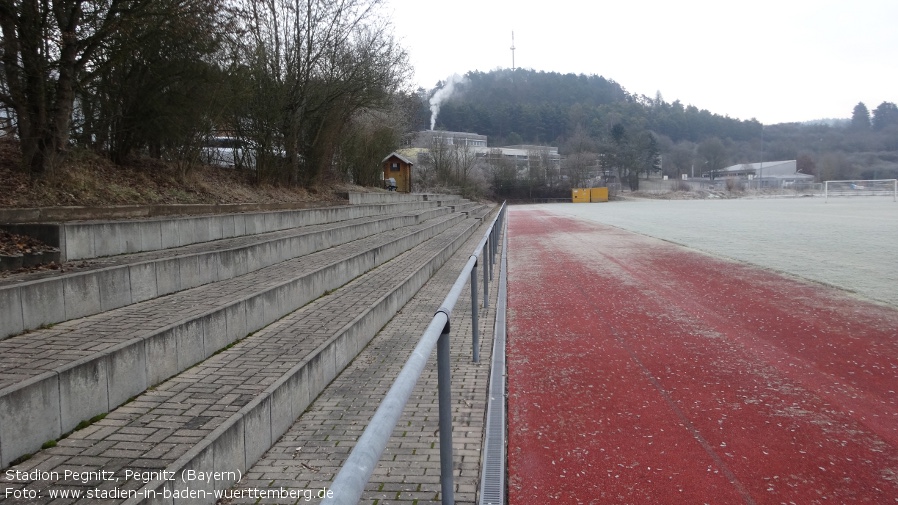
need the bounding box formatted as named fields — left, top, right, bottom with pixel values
left=421, top=69, right=898, bottom=182
left=427, top=69, right=760, bottom=146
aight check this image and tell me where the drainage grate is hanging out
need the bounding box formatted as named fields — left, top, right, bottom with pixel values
left=480, top=221, right=507, bottom=505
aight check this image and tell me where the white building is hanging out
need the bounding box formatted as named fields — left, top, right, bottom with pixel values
left=406, top=130, right=487, bottom=149
left=405, top=131, right=560, bottom=170
left=717, top=160, right=814, bottom=184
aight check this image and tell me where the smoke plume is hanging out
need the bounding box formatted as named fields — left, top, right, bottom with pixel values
left=429, top=74, right=468, bottom=130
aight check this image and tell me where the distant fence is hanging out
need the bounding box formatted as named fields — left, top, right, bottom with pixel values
left=635, top=178, right=823, bottom=195
left=743, top=180, right=823, bottom=193
left=511, top=198, right=569, bottom=204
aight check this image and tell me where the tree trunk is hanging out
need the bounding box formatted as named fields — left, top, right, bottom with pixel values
left=0, top=0, right=80, bottom=176
left=51, top=3, right=82, bottom=154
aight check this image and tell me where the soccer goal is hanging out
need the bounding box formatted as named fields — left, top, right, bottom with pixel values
left=824, top=179, right=897, bottom=202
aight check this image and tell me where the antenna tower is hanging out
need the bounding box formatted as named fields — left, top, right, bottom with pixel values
left=510, top=31, right=516, bottom=71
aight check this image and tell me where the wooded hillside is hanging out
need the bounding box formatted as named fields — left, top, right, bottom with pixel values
left=424, top=69, right=898, bottom=183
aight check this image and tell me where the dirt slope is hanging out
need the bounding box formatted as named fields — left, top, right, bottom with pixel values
left=0, top=137, right=351, bottom=209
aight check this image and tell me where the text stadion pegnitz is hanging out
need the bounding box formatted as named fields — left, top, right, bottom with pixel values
left=5, top=468, right=335, bottom=502
left=6, top=468, right=241, bottom=485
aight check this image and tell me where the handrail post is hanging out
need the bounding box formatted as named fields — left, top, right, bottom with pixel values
left=489, top=225, right=497, bottom=280
left=471, top=263, right=480, bottom=363
left=482, top=243, right=489, bottom=309
left=437, top=324, right=455, bottom=505
left=487, top=235, right=494, bottom=281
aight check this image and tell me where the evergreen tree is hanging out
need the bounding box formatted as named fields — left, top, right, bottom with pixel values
left=851, top=102, right=871, bottom=130
left=872, top=102, right=898, bottom=131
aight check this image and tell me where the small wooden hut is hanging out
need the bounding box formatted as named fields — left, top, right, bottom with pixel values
left=382, top=152, right=414, bottom=193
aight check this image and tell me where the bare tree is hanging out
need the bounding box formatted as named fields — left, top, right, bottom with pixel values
left=564, top=126, right=596, bottom=154
left=524, top=148, right=547, bottom=198
left=338, top=93, right=415, bottom=187
left=564, top=151, right=597, bottom=188
left=486, top=147, right=517, bottom=197
left=668, top=145, right=694, bottom=179
left=452, top=140, right=478, bottom=188
left=562, top=125, right=598, bottom=188
left=0, top=0, right=159, bottom=175
left=698, top=137, right=728, bottom=180
left=230, top=0, right=409, bottom=186
left=426, top=132, right=452, bottom=186
left=537, top=147, right=560, bottom=189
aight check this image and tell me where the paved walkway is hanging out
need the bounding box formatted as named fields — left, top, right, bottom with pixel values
left=224, top=213, right=504, bottom=505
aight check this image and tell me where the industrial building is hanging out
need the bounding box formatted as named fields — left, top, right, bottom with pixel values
left=716, top=160, right=815, bottom=185
left=404, top=130, right=560, bottom=169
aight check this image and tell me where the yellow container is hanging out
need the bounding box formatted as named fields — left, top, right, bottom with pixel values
left=590, top=187, right=609, bottom=202
left=572, top=188, right=591, bottom=203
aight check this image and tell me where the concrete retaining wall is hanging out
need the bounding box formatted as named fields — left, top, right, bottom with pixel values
left=414, top=206, right=452, bottom=224
left=450, top=201, right=479, bottom=215
left=122, top=213, right=486, bottom=505
left=0, top=211, right=433, bottom=340
left=427, top=194, right=463, bottom=203
left=346, top=192, right=465, bottom=205
left=0, top=202, right=353, bottom=225
left=347, top=192, right=424, bottom=205
left=0, top=213, right=466, bottom=468
left=0, top=201, right=439, bottom=262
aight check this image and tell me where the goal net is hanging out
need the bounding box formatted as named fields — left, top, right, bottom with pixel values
left=824, top=179, right=897, bottom=201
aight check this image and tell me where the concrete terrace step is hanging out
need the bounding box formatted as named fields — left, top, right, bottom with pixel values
left=346, top=192, right=462, bottom=205
left=0, top=201, right=353, bottom=225
left=0, top=207, right=494, bottom=504
left=449, top=200, right=481, bottom=215
left=451, top=203, right=491, bottom=225
left=0, top=205, right=453, bottom=339
left=0, top=209, right=470, bottom=468
left=466, top=203, right=491, bottom=220
left=0, top=201, right=442, bottom=263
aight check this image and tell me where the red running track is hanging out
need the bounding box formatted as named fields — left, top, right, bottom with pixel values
left=506, top=208, right=898, bottom=504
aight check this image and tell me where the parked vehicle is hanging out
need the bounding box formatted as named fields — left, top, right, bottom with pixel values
left=200, top=136, right=244, bottom=168
left=201, top=136, right=289, bottom=170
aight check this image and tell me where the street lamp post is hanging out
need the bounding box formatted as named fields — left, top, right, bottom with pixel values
left=759, top=124, right=764, bottom=189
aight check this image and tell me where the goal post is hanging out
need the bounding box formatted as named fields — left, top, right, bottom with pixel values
left=824, top=179, right=898, bottom=202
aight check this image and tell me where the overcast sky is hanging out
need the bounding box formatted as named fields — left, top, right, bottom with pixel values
left=385, top=0, right=897, bottom=125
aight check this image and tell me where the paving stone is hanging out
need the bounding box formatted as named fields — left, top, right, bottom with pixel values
left=0, top=209, right=473, bottom=467
left=0, top=211, right=460, bottom=390
left=0, top=205, right=497, bottom=505
left=227, top=210, right=503, bottom=505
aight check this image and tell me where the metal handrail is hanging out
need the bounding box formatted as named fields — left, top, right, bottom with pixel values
left=322, top=202, right=506, bottom=505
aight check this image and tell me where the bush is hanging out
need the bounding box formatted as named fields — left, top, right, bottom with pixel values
left=725, top=178, right=745, bottom=192
left=671, top=180, right=691, bottom=192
